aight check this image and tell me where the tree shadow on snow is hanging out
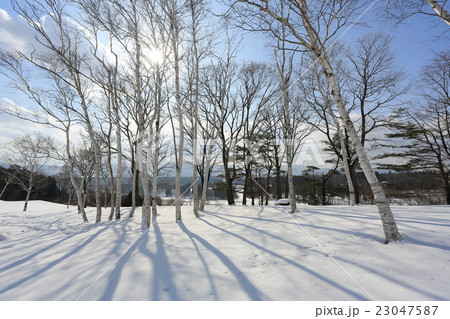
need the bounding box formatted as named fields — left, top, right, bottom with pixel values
left=178, top=221, right=266, bottom=301
left=198, top=211, right=370, bottom=300
left=0, top=223, right=114, bottom=298
left=98, top=218, right=179, bottom=301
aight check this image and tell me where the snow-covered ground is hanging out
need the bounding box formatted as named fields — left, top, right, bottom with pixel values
left=0, top=200, right=449, bottom=301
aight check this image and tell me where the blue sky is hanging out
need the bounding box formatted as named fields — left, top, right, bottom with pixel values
left=0, top=1, right=449, bottom=153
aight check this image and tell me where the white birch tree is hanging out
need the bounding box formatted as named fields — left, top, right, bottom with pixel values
left=2, top=134, right=51, bottom=212
left=9, top=0, right=105, bottom=222
left=229, top=0, right=402, bottom=242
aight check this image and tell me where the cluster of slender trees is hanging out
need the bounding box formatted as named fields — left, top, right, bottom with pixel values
left=0, top=0, right=448, bottom=243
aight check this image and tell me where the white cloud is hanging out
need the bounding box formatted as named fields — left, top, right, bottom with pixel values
left=0, top=9, right=36, bottom=53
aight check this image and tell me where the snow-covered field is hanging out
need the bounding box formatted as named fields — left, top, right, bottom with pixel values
left=0, top=200, right=449, bottom=301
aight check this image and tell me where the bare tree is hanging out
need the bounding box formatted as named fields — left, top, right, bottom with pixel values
left=8, top=0, right=105, bottom=222
left=274, top=38, right=297, bottom=213
left=237, top=61, right=277, bottom=206
left=202, top=38, right=243, bottom=205
left=301, top=53, right=357, bottom=205
left=184, top=0, right=212, bottom=217
left=77, top=2, right=125, bottom=220
left=2, top=134, right=51, bottom=211
left=305, top=33, right=407, bottom=205
left=195, top=93, right=220, bottom=210
left=0, top=50, right=89, bottom=222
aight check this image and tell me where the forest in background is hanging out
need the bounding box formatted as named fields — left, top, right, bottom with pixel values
left=0, top=165, right=446, bottom=206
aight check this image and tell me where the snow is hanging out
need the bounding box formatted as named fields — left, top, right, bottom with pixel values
left=0, top=200, right=449, bottom=301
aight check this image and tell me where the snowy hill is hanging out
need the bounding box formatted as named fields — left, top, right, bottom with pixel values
left=0, top=200, right=449, bottom=301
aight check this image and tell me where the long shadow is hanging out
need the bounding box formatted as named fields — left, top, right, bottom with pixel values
left=0, top=224, right=99, bottom=273
left=178, top=221, right=266, bottom=301
left=404, top=236, right=450, bottom=252
left=295, top=220, right=384, bottom=243
left=98, top=218, right=180, bottom=301
left=98, top=228, right=146, bottom=301
left=274, top=207, right=382, bottom=222
left=394, top=217, right=450, bottom=229
left=0, top=223, right=114, bottom=297
left=332, top=252, right=446, bottom=300
left=209, top=212, right=314, bottom=251
left=91, top=217, right=139, bottom=300
left=198, top=217, right=369, bottom=300
left=150, top=220, right=180, bottom=300
left=76, top=212, right=139, bottom=300
left=206, top=210, right=296, bottom=226
left=177, top=221, right=218, bottom=300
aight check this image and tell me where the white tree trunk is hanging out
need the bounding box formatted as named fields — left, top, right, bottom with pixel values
left=114, top=114, right=123, bottom=220
left=78, top=88, right=102, bottom=223
left=129, top=160, right=138, bottom=218
left=151, top=70, right=162, bottom=218
left=427, top=0, right=450, bottom=25
left=65, top=129, right=88, bottom=222
left=169, top=3, right=184, bottom=223
left=292, top=2, right=401, bottom=242
left=23, top=178, right=33, bottom=212
left=318, top=54, right=401, bottom=242
left=139, top=128, right=151, bottom=228
left=189, top=0, right=200, bottom=218
left=287, top=151, right=296, bottom=213
left=151, top=146, right=159, bottom=217
left=151, top=107, right=161, bottom=218
left=113, top=78, right=123, bottom=220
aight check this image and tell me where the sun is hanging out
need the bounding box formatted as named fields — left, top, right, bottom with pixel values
left=145, top=48, right=164, bottom=65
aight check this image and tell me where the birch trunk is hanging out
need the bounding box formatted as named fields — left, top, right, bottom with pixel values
left=189, top=0, right=200, bottom=218
left=112, top=60, right=123, bottom=220
left=287, top=151, right=296, bottom=213
left=144, top=105, right=157, bottom=225
left=427, top=0, right=450, bottom=25
left=141, top=131, right=151, bottom=228
left=151, top=140, right=160, bottom=217
left=23, top=179, right=33, bottom=212
left=151, top=70, right=162, bottom=217
left=290, top=2, right=401, bottom=242
left=77, top=81, right=102, bottom=223
left=169, top=4, right=184, bottom=223
left=318, top=54, right=401, bottom=242
left=65, top=129, right=88, bottom=222
left=107, top=150, right=115, bottom=221
left=114, top=117, right=123, bottom=220
left=129, top=156, right=138, bottom=218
